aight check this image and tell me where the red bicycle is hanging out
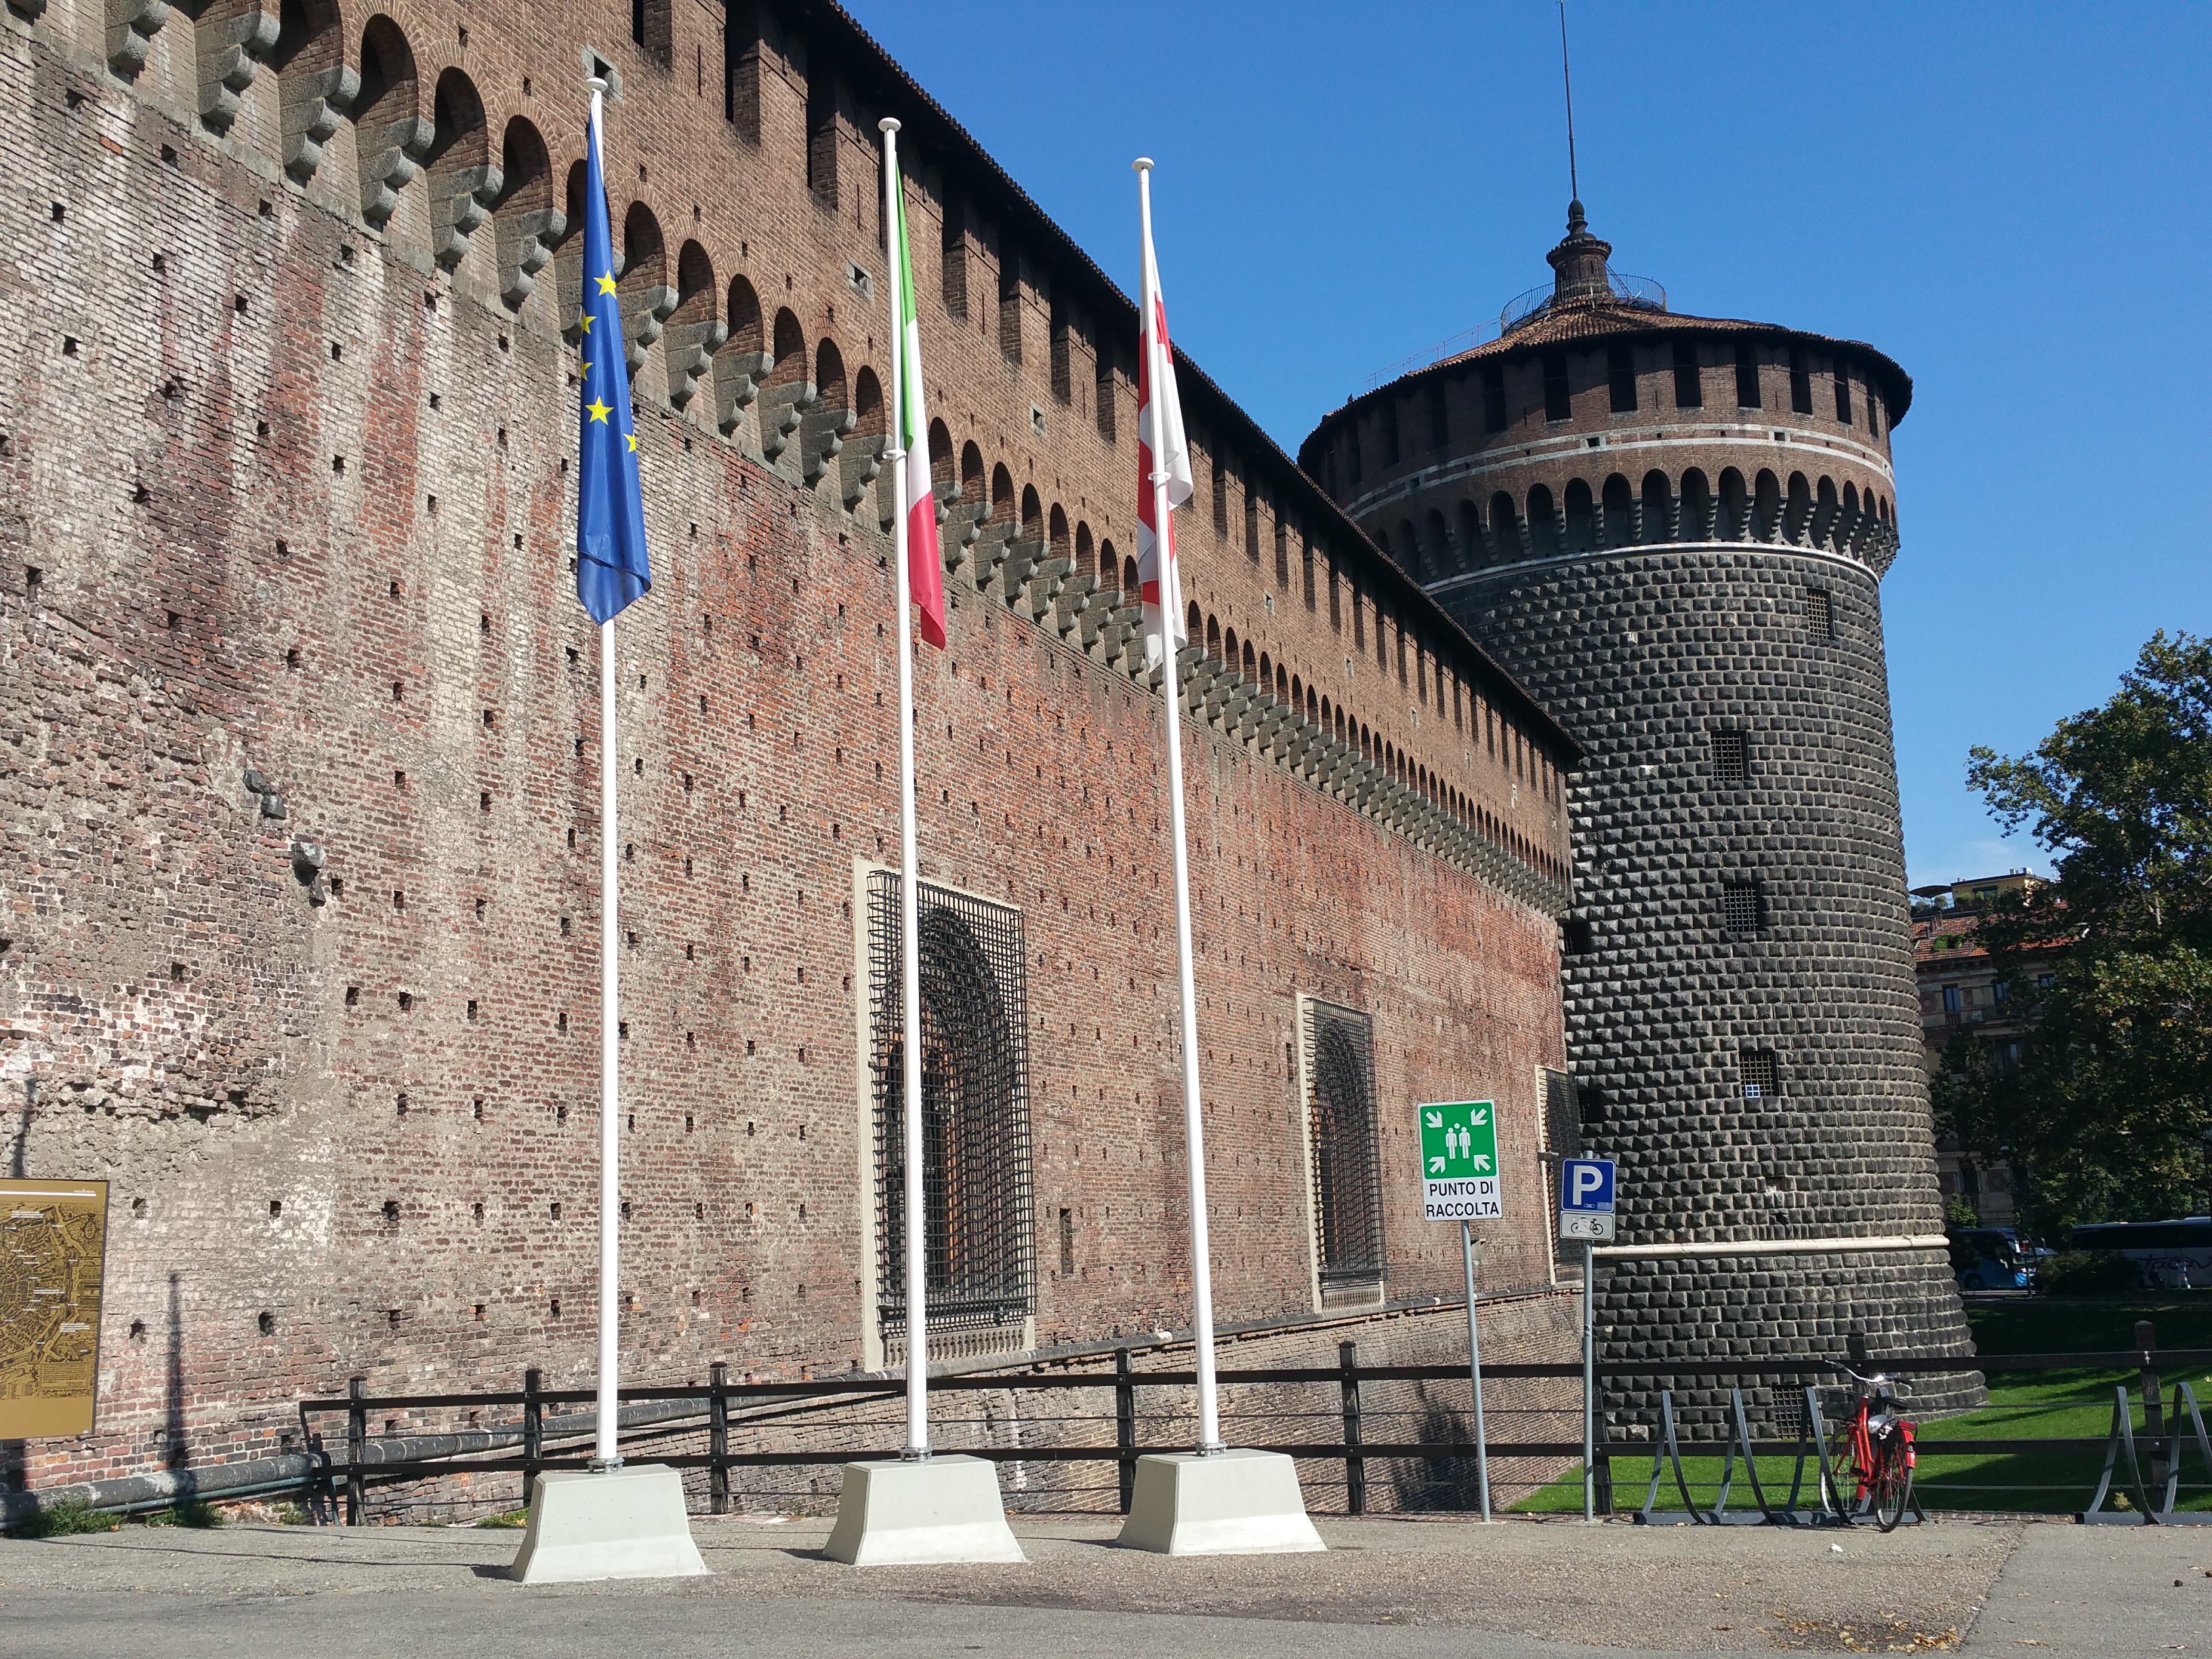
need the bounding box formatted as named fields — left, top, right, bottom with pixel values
left=1823, top=1365, right=1917, bottom=1530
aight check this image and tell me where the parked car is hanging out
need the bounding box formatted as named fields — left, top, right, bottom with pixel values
left=1949, top=1226, right=2030, bottom=1290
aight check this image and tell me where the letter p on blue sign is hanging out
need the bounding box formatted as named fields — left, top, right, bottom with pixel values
left=1558, top=1158, right=1616, bottom=1241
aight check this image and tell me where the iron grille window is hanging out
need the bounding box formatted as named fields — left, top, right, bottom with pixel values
left=1303, top=1001, right=1385, bottom=1305
left=867, top=872, right=1035, bottom=1355
left=1739, top=1048, right=1780, bottom=1099
left=1672, top=340, right=1702, bottom=409
left=1711, top=729, right=1748, bottom=783
left=1542, top=1067, right=1580, bottom=1160
left=1561, top=916, right=1595, bottom=956
left=1607, top=344, right=1637, bottom=413
left=1722, top=879, right=1765, bottom=937
left=1807, top=588, right=1835, bottom=639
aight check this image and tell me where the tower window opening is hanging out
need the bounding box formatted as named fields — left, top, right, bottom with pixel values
left=1048, top=298, right=1071, bottom=405
left=1378, top=398, right=1400, bottom=467
left=1094, top=342, right=1115, bottom=440
left=1788, top=348, right=1814, bottom=415
left=1481, top=365, right=1508, bottom=432
left=1542, top=1067, right=1580, bottom=1159
left=1711, top=729, right=1747, bottom=783
left=804, top=58, right=837, bottom=209
left=1734, top=342, right=1761, bottom=409
left=1606, top=344, right=1637, bottom=413
left=1833, top=365, right=1853, bottom=424
left=1672, top=341, right=1702, bottom=409
left=996, top=247, right=1022, bottom=363
left=1807, top=588, right=1835, bottom=640
left=1738, top=1048, right=1780, bottom=1099
left=1542, top=352, right=1571, bottom=422
left=1721, top=879, right=1766, bottom=937
left=1561, top=917, right=1595, bottom=956
left=1427, top=378, right=1450, bottom=450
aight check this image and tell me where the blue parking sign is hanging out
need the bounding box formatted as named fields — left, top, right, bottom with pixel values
left=1559, top=1158, right=1616, bottom=1241
left=1559, top=1158, right=1616, bottom=1212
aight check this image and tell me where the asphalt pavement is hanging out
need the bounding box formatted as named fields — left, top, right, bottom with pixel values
left=0, top=1512, right=2203, bottom=1657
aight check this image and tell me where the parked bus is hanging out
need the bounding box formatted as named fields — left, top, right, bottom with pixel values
left=2068, top=1218, right=2212, bottom=1289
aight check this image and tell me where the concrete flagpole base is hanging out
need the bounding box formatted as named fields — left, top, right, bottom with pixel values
left=1114, top=1449, right=1327, bottom=1555
left=508, top=1465, right=710, bottom=1583
left=823, top=1454, right=1026, bottom=1565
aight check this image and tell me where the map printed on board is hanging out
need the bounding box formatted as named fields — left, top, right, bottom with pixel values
left=0, top=1180, right=110, bottom=1439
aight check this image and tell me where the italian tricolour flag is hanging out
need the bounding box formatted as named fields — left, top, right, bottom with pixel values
left=1136, top=178, right=1193, bottom=653
left=887, top=150, right=947, bottom=649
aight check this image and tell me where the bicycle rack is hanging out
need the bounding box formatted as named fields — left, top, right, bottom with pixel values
left=1636, top=1385, right=1914, bottom=1528
left=2080, top=1385, right=2158, bottom=1525
left=2141, top=1382, right=2212, bottom=1526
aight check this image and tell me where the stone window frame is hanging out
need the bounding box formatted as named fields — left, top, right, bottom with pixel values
left=1294, top=996, right=1388, bottom=1313
left=853, top=864, right=1037, bottom=1371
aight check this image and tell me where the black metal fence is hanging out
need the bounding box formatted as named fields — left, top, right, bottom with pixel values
left=287, top=1326, right=2212, bottom=1528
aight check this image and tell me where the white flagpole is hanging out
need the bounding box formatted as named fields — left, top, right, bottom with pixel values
left=1135, top=159, right=1222, bottom=1455
left=879, top=117, right=930, bottom=1460
left=588, top=75, right=622, bottom=1473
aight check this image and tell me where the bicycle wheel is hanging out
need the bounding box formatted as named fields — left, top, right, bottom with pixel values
left=1872, top=1436, right=1913, bottom=1532
left=1821, top=1421, right=1860, bottom=1517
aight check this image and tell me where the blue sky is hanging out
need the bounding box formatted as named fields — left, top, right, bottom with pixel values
left=848, top=1, right=2211, bottom=888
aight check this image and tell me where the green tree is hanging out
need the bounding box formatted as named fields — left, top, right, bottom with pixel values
left=1936, top=632, right=2212, bottom=1234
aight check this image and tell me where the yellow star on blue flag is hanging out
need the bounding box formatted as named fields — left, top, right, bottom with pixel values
left=574, top=117, right=649, bottom=624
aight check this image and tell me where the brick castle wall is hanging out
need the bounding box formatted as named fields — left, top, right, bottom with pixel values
left=0, top=2, right=1574, bottom=1491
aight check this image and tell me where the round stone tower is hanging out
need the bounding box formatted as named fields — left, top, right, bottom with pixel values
left=1300, top=203, right=1978, bottom=1405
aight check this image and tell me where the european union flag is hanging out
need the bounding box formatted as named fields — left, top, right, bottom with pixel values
left=574, top=117, right=650, bottom=624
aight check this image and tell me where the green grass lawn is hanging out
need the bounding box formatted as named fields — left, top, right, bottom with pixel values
left=1514, top=1295, right=2212, bottom=1517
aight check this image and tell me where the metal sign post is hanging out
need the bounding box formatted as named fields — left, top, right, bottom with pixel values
left=1460, top=1218, right=1491, bottom=1521
left=1559, top=1156, right=1618, bottom=1524
left=1420, top=1100, right=1500, bottom=1519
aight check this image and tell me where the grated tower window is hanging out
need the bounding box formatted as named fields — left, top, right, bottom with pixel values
left=1739, top=1048, right=1780, bottom=1099
left=1711, top=729, right=1747, bottom=783
left=1722, top=879, right=1765, bottom=937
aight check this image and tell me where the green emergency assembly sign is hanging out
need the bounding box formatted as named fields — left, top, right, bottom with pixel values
left=1419, top=1099, right=1502, bottom=1221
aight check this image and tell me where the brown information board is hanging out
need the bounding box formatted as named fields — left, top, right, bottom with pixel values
left=0, top=1180, right=110, bottom=1439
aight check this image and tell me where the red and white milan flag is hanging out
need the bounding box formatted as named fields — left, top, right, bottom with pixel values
left=888, top=142, right=947, bottom=648
left=1136, top=172, right=1193, bottom=653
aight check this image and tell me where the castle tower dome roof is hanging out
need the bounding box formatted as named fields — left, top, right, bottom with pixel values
left=1545, top=199, right=1614, bottom=305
